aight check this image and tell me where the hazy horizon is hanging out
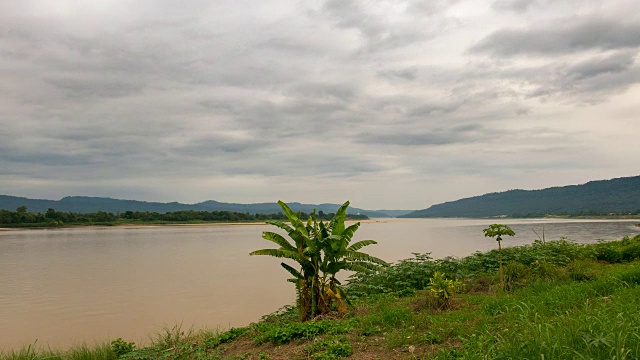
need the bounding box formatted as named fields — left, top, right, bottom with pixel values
left=2, top=1, right=639, bottom=209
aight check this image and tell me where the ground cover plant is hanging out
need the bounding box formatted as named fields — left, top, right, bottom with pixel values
left=5, top=234, right=640, bottom=359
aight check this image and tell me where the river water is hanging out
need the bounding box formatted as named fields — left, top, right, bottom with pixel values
left=1, top=219, right=638, bottom=349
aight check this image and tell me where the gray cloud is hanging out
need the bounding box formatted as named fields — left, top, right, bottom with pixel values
left=377, top=67, right=419, bottom=81
left=0, top=0, right=638, bottom=208
left=471, top=18, right=640, bottom=56
left=357, top=124, right=488, bottom=146
left=317, top=0, right=459, bottom=54
left=492, top=0, right=538, bottom=12
left=527, top=51, right=640, bottom=102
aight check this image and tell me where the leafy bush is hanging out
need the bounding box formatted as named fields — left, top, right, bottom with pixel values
left=569, top=260, right=599, bottom=281
left=593, top=235, right=640, bottom=263
left=346, top=253, right=437, bottom=298
left=617, top=266, right=640, bottom=285
left=503, top=261, right=530, bottom=291
left=111, top=338, right=135, bottom=358
left=531, top=261, right=566, bottom=281
left=428, top=271, right=462, bottom=307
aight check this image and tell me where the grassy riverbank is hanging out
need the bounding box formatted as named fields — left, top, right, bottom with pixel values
left=4, top=235, right=640, bottom=359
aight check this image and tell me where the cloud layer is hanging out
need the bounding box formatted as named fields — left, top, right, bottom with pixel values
left=1, top=0, right=639, bottom=209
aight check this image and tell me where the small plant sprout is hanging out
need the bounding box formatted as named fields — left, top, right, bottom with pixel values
left=428, top=271, right=462, bottom=309
left=483, top=224, right=516, bottom=290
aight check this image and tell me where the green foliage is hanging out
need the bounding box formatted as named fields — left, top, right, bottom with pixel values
left=250, top=200, right=387, bottom=321
left=483, top=224, right=516, bottom=289
left=252, top=319, right=355, bottom=345
left=346, top=253, right=437, bottom=299
left=346, top=237, right=640, bottom=300
left=483, top=223, right=516, bottom=241
left=205, top=327, right=250, bottom=348
left=110, top=338, right=135, bottom=358
left=304, top=336, right=353, bottom=359
left=0, top=343, right=117, bottom=360
left=531, top=261, right=566, bottom=280
left=428, top=271, right=462, bottom=308
left=568, top=260, right=599, bottom=281
left=503, top=261, right=530, bottom=290
left=592, top=235, right=640, bottom=263
left=0, top=206, right=369, bottom=228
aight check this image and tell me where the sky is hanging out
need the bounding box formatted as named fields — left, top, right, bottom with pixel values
left=1, top=0, right=639, bottom=210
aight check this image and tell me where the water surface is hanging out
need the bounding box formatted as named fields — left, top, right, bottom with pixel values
left=1, top=219, right=638, bottom=349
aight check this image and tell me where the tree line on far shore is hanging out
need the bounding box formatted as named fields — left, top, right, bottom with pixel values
left=0, top=206, right=369, bottom=227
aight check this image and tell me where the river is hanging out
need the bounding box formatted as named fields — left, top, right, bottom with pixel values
left=1, top=218, right=638, bottom=349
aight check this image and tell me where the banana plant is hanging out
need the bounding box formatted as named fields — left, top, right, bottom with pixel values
left=250, top=201, right=319, bottom=320
left=250, top=200, right=388, bottom=320
left=316, top=202, right=388, bottom=313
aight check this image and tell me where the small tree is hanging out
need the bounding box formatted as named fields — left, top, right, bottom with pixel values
left=428, top=271, right=462, bottom=310
left=482, top=224, right=515, bottom=290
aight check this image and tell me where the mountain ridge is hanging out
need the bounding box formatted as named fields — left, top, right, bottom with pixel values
left=401, top=175, right=640, bottom=218
left=0, top=195, right=413, bottom=218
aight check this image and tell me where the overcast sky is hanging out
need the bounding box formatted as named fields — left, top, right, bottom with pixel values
left=1, top=0, right=639, bottom=210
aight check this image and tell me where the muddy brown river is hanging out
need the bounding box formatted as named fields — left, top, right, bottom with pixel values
left=1, top=219, right=638, bottom=349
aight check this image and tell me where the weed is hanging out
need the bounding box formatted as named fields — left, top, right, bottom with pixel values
left=111, top=338, right=135, bottom=358
left=428, top=271, right=463, bottom=310
left=205, top=327, right=250, bottom=348
left=503, top=261, right=530, bottom=291
left=569, top=260, right=599, bottom=281
left=304, top=336, right=352, bottom=359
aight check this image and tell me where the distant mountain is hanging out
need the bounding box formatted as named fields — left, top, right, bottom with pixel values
left=0, top=195, right=394, bottom=218
left=0, top=195, right=210, bottom=214
left=371, top=209, right=415, bottom=217
left=196, top=200, right=392, bottom=218
left=401, top=175, right=640, bottom=218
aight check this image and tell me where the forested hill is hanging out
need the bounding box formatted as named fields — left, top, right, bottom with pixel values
left=401, top=175, right=640, bottom=218
left=0, top=196, right=392, bottom=218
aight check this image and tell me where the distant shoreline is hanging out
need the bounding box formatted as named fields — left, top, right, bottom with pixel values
left=1, top=217, right=638, bottom=232
left=0, top=218, right=395, bottom=231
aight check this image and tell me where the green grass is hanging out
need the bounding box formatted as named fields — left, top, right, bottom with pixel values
left=0, top=343, right=116, bottom=360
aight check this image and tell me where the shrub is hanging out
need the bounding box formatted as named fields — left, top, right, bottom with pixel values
left=531, top=261, right=566, bottom=281
left=111, top=338, right=135, bottom=358
left=503, top=261, right=530, bottom=291
left=568, top=260, right=598, bottom=281
left=428, top=271, right=462, bottom=309
left=346, top=253, right=438, bottom=299
left=621, top=244, right=640, bottom=262
left=618, top=266, right=640, bottom=285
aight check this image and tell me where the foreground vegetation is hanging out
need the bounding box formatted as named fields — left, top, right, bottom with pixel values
left=0, top=207, right=368, bottom=228
left=251, top=201, right=387, bottom=320
left=5, top=234, right=640, bottom=359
